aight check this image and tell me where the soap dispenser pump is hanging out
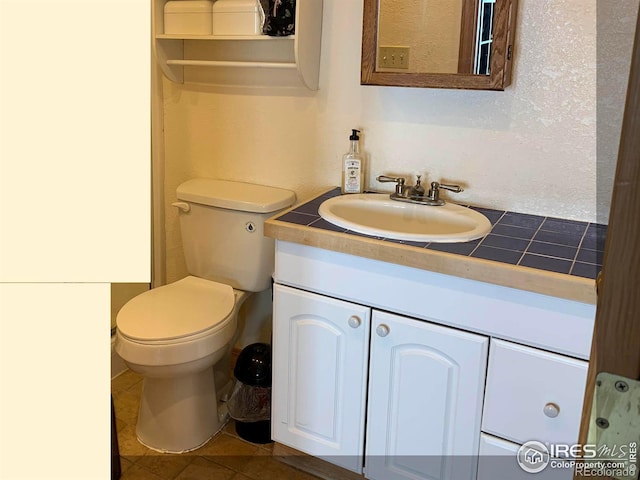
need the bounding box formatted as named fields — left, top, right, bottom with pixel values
left=341, top=129, right=365, bottom=194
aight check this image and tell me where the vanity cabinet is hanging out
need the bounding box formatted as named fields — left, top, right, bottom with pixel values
left=271, top=240, right=595, bottom=479
left=152, top=0, right=323, bottom=89
left=272, top=285, right=489, bottom=479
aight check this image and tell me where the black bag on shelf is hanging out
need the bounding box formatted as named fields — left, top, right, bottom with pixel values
left=264, top=0, right=296, bottom=36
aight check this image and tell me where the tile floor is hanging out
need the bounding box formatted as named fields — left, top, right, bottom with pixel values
left=112, top=370, right=320, bottom=480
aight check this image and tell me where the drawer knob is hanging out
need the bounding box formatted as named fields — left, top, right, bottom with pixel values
left=543, top=402, right=560, bottom=418
left=376, top=324, right=390, bottom=337
left=348, top=316, right=362, bottom=328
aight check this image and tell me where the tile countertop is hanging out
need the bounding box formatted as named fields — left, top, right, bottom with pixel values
left=264, top=188, right=605, bottom=305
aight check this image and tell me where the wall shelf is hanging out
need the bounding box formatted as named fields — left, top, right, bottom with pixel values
left=156, top=34, right=296, bottom=41
left=166, top=59, right=297, bottom=69
left=152, top=1, right=323, bottom=89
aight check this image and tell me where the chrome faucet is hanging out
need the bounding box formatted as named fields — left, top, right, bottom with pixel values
left=376, top=174, right=463, bottom=206
left=377, top=174, right=426, bottom=198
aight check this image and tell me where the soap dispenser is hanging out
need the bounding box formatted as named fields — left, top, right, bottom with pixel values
left=341, top=129, right=365, bottom=194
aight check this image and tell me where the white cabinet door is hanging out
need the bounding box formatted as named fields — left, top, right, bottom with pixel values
left=365, top=310, right=489, bottom=480
left=271, top=284, right=371, bottom=473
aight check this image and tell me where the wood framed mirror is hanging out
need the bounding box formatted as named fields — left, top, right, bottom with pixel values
left=361, top=0, right=519, bottom=90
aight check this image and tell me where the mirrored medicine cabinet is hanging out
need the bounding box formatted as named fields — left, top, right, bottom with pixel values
left=361, top=0, right=519, bottom=90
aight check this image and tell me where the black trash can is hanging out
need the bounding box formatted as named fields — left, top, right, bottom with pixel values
left=227, top=343, right=273, bottom=444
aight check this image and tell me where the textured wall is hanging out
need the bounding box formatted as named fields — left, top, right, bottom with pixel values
left=160, top=0, right=636, bottom=283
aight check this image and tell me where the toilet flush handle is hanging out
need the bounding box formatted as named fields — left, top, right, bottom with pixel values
left=171, top=202, right=190, bottom=213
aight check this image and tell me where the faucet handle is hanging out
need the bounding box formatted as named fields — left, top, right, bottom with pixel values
left=433, top=182, right=463, bottom=193
left=426, top=181, right=463, bottom=205
left=377, top=175, right=406, bottom=195
left=377, top=175, right=405, bottom=184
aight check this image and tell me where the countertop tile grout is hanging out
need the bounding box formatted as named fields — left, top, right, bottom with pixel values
left=276, top=189, right=606, bottom=280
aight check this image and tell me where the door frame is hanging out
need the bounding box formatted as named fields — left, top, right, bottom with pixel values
left=576, top=4, right=640, bottom=479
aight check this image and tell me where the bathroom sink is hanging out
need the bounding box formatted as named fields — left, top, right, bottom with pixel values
left=318, top=193, right=491, bottom=243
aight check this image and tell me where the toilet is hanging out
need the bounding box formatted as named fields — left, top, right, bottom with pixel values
left=115, top=178, right=295, bottom=453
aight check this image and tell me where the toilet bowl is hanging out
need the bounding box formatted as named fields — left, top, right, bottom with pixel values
left=115, top=178, right=296, bottom=453
left=116, top=276, right=250, bottom=453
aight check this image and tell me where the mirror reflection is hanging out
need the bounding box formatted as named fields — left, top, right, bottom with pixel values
left=377, top=0, right=496, bottom=75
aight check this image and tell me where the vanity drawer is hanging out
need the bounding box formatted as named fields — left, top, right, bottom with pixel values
left=477, top=434, right=574, bottom=480
left=482, top=339, right=588, bottom=446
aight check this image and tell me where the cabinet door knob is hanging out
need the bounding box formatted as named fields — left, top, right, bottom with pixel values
left=543, top=402, right=560, bottom=418
left=348, top=316, right=362, bottom=328
left=376, top=324, right=390, bottom=337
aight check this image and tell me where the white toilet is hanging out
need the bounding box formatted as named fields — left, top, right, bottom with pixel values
left=115, top=178, right=295, bottom=453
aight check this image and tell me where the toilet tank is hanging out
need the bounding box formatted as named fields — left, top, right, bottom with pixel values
left=175, top=179, right=296, bottom=292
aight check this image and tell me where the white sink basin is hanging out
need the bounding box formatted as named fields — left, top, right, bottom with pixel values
left=318, top=194, right=491, bottom=243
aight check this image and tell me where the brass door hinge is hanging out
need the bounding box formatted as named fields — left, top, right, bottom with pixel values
left=586, top=372, right=639, bottom=479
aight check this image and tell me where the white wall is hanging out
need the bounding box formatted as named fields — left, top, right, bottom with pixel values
left=160, top=0, right=637, bottom=283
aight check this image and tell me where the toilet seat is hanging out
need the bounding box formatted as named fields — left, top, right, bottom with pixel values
left=117, top=276, right=235, bottom=343
left=115, top=276, right=239, bottom=367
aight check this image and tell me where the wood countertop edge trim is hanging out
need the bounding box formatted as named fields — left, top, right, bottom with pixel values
left=265, top=220, right=597, bottom=305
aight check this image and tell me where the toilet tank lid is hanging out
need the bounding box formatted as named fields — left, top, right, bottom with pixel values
left=177, top=179, right=296, bottom=213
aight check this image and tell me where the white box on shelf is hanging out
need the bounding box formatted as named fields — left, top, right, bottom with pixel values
left=164, top=0, right=214, bottom=35
left=212, top=0, right=264, bottom=36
